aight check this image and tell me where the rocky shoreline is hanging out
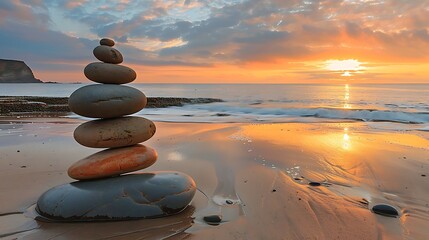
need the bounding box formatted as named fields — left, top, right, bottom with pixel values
left=0, top=96, right=222, bottom=116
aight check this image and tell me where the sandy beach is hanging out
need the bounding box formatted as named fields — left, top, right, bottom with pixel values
left=3, top=0, right=429, bottom=238
left=0, top=117, right=428, bottom=239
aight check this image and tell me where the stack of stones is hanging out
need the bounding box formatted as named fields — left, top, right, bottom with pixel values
left=36, top=38, right=196, bottom=222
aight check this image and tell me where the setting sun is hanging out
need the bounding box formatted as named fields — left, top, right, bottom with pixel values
left=325, top=59, right=365, bottom=77
left=325, top=59, right=363, bottom=71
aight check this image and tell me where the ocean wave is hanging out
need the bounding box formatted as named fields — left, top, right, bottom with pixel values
left=67, top=102, right=429, bottom=125
left=140, top=104, right=429, bottom=124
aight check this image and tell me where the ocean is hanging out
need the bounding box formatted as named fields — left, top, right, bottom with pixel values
left=1, top=83, right=428, bottom=130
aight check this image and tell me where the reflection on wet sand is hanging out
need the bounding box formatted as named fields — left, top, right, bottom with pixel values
left=343, top=127, right=350, bottom=150
left=238, top=123, right=429, bottom=238
left=0, top=120, right=428, bottom=239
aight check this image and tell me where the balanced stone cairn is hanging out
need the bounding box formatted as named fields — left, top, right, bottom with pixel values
left=36, top=38, right=196, bottom=221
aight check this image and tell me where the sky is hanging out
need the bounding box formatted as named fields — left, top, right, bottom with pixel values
left=1, top=0, right=429, bottom=83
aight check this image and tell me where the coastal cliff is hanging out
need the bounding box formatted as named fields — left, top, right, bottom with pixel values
left=0, top=59, right=42, bottom=83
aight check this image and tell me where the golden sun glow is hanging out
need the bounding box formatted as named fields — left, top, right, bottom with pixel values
left=325, top=59, right=365, bottom=77
left=325, top=59, right=362, bottom=71
left=343, top=127, right=351, bottom=150
left=343, top=84, right=351, bottom=109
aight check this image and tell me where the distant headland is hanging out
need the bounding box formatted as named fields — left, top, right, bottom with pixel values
left=0, top=59, right=42, bottom=83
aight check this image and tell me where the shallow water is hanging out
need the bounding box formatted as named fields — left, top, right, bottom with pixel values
left=1, top=83, right=428, bottom=128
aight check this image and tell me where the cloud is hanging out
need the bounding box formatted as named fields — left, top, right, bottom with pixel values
left=0, top=21, right=94, bottom=63
left=0, top=0, right=49, bottom=26
left=88, top=0, right=429, bottom=64
left=1, top=0, right=429, bottom=82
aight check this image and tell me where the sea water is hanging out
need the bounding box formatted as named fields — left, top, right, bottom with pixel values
left=0, top=83, right=428, bottom=129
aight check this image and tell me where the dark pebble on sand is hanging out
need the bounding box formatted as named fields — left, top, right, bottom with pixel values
left=214, top=113, right=231, bottom=117
left=20, top=165, right=26, bottom=168
left=422, top=174, right=426, bottom=177
left=309, top=182, right=321, bottom=186
left=372, top=204, right=399, bottom=217
left=226, top=200, right=233, bottom=204
left=294, top=177, right=303, bottom=181
left=203, top=215, right=222, bottom=225
left=17, top=150, right=20, bottom=152
left=250, top=102, right=262, bottom=105
left=272, top=189, right=277, bottom=192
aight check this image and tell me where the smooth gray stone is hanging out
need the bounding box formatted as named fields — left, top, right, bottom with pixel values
left=372, top=204, right=399, bottom=218
left=74, top=116, right=156, bottom=148
left=69, top=84, right=146, bottom=118
left=100, top=38, right=115, bottom=47
left=84, top=62, right=136, bottom=84
left=93, top=45, right=123, bottom=64
left=308, top=182, right=321, bottom=186
left=203, top=215, right=222, bottom=225
left=36, top=172, right=196, bottom=221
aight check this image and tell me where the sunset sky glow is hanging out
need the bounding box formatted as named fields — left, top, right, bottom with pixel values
left=1, top=0, right=429, bottom=83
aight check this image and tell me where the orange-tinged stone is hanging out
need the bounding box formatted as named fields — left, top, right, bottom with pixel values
left=68, top=144, right=157, bottom=180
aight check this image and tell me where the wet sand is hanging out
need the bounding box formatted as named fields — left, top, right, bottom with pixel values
left=0, top=118, right=428, bottom=239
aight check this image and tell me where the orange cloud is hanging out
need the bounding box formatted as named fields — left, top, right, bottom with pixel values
left=2, top=0, right=429, bottom=83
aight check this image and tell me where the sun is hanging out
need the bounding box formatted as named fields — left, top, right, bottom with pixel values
left=325, top=59, right=362, bottom=71
left=325, top=59, right=364, bottom=77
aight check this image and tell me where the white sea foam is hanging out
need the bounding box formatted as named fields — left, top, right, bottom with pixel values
left=67, top=103, right=429, bottom=129
left=135, top=104, right=429, bottom=124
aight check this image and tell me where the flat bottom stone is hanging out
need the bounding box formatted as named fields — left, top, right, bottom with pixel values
left=36, top=172, right=196, bottom=222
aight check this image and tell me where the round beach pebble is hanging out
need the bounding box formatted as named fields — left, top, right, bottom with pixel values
left=84, top=62, right=136, bottom=84
left=68, top=144, right=158, bottom=180
left=74, top=116, right=156, bottom=148
left=203, top=215, right=222, bottom=225
left=69, top=84, right=146, bottom=118
left=93, top=45, right=123, bottom=64
left=100, top=38, right=114, bottom=47
left=372, top=204, right=399, bottom=217
left=36, top=172, right=196, bottom=221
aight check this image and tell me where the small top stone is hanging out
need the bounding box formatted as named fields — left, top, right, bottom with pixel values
left=100, top=38, right=115, bottom=47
